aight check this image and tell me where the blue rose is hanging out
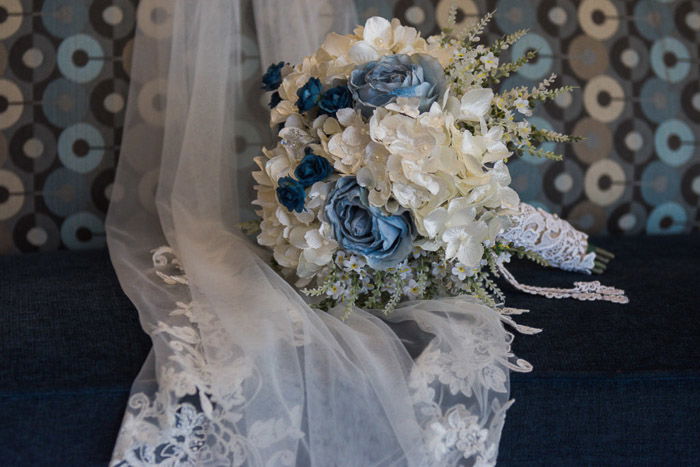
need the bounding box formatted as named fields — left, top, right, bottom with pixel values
left=262, top=62, right=285, bottom=91
left=319, top=86, right=353, bottom=117
left=276, top=176, right=306, bottom=213
left=268, top=91, right=281, bottom=108
left=294, top=153, right=333, bottom=187
left=349, top=53, right=446, bottom=117
left=296, top=77, right=322, bottom=112
left=324, top=177, right=415, bottom=270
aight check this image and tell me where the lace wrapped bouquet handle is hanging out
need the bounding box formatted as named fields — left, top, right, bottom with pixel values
left=498, top=203, right=628, bottom=304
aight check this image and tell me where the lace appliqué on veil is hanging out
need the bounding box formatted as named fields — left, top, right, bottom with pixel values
left=404, top=299, right=531, bottom=465
left=111, top=248, right=527, bottom=466
left=112, top=247, right=306, bottom=466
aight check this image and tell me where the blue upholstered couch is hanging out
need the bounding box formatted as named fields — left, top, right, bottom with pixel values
left=1, top=235, right=699, bottom=466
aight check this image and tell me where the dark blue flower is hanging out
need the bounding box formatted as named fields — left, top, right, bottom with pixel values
left=262, top=62, right=285, bottom=91
left=324, top=177, right=416, bottom=270
left=319, top=86, right=353, bottom=117
left=276, top=176, right=306, bottom=213
left=349, top=54, right=446, bottom=117
left=268, top=91, right=281, bottom=108
left=294, top=153, right=333, bottom=187
left=296, top=77, right=322, bottom=112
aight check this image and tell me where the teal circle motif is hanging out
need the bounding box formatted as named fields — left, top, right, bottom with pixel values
left=41, top=0, right=89, bottom=38
left=41, top=78, right=88, bottom=127
left=640, top=78, right=680, bottom=124
left=646, top=202, right=687, bottom=234
left=495, top=0, right=536, bottom=32
left=633, top=0, right=675, bottom=41
left=512, top=33, right=553, bottom=80
left=650, top=37, right=690, bottom=83
left=57, top=34, right=104, bottom=83
left=42, top=167, right=91, bottom=217
left=60, top=211, right=105, bottom=249
left=654, top=119, right=694, bottom=167
left=641, top=161, right=681, bottom=206
left=58, top=123, right=105, bottom=174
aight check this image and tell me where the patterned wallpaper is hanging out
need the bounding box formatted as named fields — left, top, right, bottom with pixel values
left=0, top=0, right=698, bottom=254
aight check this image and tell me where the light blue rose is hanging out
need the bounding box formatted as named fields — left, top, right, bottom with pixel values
left=324, top=177, right=415, bottom=270
left=348, top=53, right=446, bottom=117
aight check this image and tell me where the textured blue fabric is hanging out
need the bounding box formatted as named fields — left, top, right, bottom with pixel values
left=497, top=234, right=700, bottom=465
left=0, top=250, right=151, bottom=465
left=1, top=236, right=698, bottom=465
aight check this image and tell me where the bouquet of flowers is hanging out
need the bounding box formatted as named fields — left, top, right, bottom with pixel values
left=252, top=12, right=625, bottom=316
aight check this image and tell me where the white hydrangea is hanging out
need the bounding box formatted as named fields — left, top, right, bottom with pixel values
left=252, top=14, right=573, bottom=307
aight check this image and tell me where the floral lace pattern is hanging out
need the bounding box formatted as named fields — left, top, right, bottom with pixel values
left=497, top=263, right=629, bottom=304
left=112, top=248, right=306, bottom=466
left=496, top=203, right=629, bottom=305
left=499, top=203, right=596, bottom=273
left=402, top=298, right=531, bottom=465
left=110, top=249, right=527, bottom=466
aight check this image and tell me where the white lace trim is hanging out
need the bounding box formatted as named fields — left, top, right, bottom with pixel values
left=499, top=203, right=596, bottom=274
left=497, top=263, right=629, bottom=304
left=497, top=203, right=629, bottom=305
left=111, top=248, right=529, bottom=466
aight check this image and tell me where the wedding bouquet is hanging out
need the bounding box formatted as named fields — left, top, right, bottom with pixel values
left=252, top=12, right=625, bottom=316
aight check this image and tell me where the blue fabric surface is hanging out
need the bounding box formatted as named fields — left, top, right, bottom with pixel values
left=0, top=250, right=150, bottom=465
left=498, top=234, right=700, bottom=465
left=1, top=237, right=698, bottom=465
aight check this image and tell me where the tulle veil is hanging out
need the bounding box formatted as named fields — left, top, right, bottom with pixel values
left=106, top=1, right=527, bottom=465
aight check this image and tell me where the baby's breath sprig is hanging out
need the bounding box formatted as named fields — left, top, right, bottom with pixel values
left=463, top=11, right=494, bottom=44
left=466, top=273, right=498, bottom=308
left=521, top=141, right=564, bottom=161
left=383, top=283, right=404, bottom=315
left=531, top=128, right=583, bottom=144
left=480, top=273, right=506, bottom=305
left=489, top=29, right=529, bottom=55
left=529, top=74, right=576, bottom=103
left=488, top=50, right=537, bottom=83
left=497, top=242, right=550, bottom=268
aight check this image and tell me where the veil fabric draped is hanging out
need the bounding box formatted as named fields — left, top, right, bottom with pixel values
left=107, top=1, right=526, bottom=465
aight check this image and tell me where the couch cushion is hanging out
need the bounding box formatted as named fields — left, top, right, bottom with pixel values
left=1, top=236, right=698, bottom=465
left=499, top=234, right=700, bottom=465
left=0, top=250, right=151, bottom=465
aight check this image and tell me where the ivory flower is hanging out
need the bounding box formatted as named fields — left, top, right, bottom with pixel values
left=422, top=198, right=490, bottom=268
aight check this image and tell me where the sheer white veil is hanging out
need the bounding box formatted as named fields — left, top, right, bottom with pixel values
left=107, top=1, right=527, bottom=465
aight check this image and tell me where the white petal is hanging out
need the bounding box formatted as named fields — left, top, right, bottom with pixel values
left=270, top=100, right=297, bottom=125
left=349, top=41, right=380, bottom=64
left=289, top=226, right=310, bottom=249
left=336, top=108, right=357, bottom=127
left=295, top=209, right=315, bottom=225
left=423, top=207, right=447, bottom=238
left=321, top=32, right=354, bottom=57
left=362, top=16, right=392, bottom=47
left=482, top=142, right=510, bottom=163
left=304, top=229, right=323, bottom=249
left=460, top=130, right=484, bottom=159
left=356, top=167, right=374, bottom=187
left=322, top=117, right=342, bottom=135
left=456, top=241, right=483, bottom=269
left=447, top=198, right=472, bottom=215
left=296, top=254, right=320, bottom=278
left=459, top=88, right=494, bottom=121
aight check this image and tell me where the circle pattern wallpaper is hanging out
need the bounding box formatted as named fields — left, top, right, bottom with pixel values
left=0, top=0, right=698, bottom=254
